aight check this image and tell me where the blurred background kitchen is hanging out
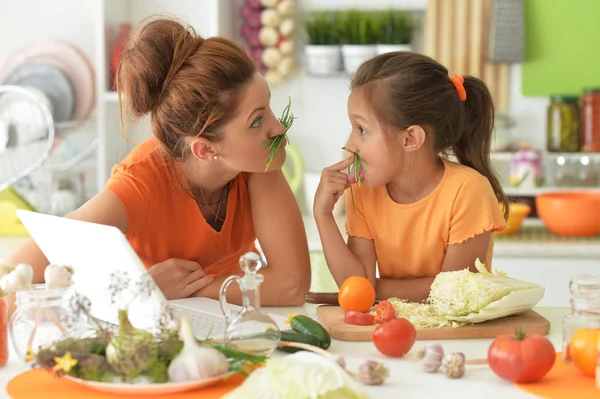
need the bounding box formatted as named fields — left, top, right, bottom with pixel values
left=0, top=0, right=598, bottom=307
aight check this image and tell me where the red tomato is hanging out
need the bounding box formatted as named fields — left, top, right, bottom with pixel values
left=372, top=318, right=416, bottom=357
left=374, top=300, right=396, bottom=324
left=488, top=330, right=556, bottom=383
left=344, top=311, right=375, bottom=326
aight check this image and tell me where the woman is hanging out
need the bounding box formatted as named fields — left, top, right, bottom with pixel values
left=5, top=18, right=311, bottom=306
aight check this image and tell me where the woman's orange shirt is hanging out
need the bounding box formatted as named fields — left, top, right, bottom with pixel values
left=345, top=159, right=506, bottom=279
left=105, top=139, right=257, bottom=276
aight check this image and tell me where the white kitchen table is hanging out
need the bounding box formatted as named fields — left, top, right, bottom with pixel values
left=0, top=305, right=572, bottom=399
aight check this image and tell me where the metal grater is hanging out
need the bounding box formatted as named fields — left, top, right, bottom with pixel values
left=488, top=0, right=525, bottom=63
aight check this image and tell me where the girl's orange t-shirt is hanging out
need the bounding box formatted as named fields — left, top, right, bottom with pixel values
left=105, top=138, right=257, bottom=276
left=345, top=158, right=507, bottom=279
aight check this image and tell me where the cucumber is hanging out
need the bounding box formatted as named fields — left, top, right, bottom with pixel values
left=290, top=315, right=331, bottom=350
left=278, top=330, right=321, bottom=353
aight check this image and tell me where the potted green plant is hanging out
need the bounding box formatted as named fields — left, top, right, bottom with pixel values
left=303, top=11, right=342, bottom=75
left=375, top=10, right=414, bottom=55
left=337, top=10, right=378, bottom=75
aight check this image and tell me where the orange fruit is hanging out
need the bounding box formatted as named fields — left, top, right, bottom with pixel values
left=338, top=276, right=376, bottom=312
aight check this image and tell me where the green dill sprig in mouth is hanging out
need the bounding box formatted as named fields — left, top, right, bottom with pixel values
left=265, top=97, right=295, bottom=172
left=341, top=147, right=365, bottom=207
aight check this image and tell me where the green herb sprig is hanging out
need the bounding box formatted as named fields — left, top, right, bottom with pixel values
left=342, top=147, right=365, bottom=207
left=265, top=97, right=295, bottom=172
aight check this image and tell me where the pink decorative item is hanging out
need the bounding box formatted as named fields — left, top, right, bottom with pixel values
left=509, top=147, right=545, bottom=189
left=0, top=40, right=95, bottom=121
left=241, top=25, right=261, bottom=47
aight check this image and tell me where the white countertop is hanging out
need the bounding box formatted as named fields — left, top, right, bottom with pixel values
left=0, top=305, right=571, bottom=398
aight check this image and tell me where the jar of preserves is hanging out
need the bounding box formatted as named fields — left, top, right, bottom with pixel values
left=547, top=96, right=580, bottom=152
left=582, top=89, right=600, bottom=152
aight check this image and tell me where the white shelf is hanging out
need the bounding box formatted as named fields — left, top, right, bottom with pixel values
left=492, top=151, right=600, bottom=161
left=505, top=186, right=600, bottom=197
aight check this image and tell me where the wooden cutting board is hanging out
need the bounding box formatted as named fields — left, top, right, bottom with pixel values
left=316, top=306, right=551, bottom=341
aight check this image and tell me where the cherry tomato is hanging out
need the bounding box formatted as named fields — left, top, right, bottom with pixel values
left=488, top=330, right=556, bottom=383
left=338, top=276, right=376, bottom=313
left=344, top=311, right=375, bottom=326
left=372, top=318, right=416, bottom=357
left=374, top=300, right=395, bottom=324
left=570, top=327, right=600, bottom=377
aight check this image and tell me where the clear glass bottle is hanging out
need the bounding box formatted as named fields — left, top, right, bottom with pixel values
left=219, top=252, right=281, bottom=357
left=9, top=284, right=90, bottom=362
left=562, top=273, right=600, bottom=364
left=0, top=296, right=8, bottom=367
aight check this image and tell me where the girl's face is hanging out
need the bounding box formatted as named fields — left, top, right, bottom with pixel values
left=344, top=88, right=407, bottom=187
left=213, top=73, right=287, bottom=173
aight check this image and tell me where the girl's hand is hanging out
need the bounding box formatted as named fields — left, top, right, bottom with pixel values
left=314, top=156, right=354, bottom=218
left=148, top=258, right=216, bottom=300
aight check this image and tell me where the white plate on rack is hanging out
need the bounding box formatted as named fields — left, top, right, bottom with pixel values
left=63, top=372, right=233, bottom=396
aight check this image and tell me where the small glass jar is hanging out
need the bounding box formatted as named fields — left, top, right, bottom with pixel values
left=582, top=89, right=600, bottom=152
left=0, top=296, right=8, bottom=367
left=9, top=285, right=90, bottom=362
left=547, top=96, right=581, bottom=152
left=553, top=156, right=575, bottom=187
left=562, top=273, right=600, bottom=364
left=577, top=156, right=599, bottom=187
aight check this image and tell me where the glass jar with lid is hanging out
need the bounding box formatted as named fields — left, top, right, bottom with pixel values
left=582, top=89, right=600, bottom=152
left=562, top=273, right=600, bottom=363
left=577, top=156, right=600, bottom=187
left=553, top=156, right=575, bottom=187
left=547, top=96, right=581, bottom=152
left=9, top=284, right=91, bottom=362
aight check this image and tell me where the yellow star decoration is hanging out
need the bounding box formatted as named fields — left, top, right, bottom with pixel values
left=283, top=312, right=297, bottom=325
left=24, top=347, right=35, bottom=362
left=53, top=352, right=78, bottom=373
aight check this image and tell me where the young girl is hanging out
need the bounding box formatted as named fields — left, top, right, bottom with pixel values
left=6, top=18, right=311, bottom=306
left=314, top=52, right=508, bottom=302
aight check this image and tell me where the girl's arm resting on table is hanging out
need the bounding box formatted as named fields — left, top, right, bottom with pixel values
left=317, top=216, right=376, bottom=288
left=194, top=171, right=311, bottom=306
left=373, top=232, right=492, bottom=301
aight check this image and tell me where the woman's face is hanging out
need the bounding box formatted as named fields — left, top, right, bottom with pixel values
left=217, top=73, right=287, bottom=173
left=344, top=88, right=406, bottom=187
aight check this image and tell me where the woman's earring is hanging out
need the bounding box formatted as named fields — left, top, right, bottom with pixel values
left=213, top=155, right=218, bottom=160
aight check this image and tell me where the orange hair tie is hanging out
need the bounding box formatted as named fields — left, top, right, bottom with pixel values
left=450, top=73, right=467, bottom=102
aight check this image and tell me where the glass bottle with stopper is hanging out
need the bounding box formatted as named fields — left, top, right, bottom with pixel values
left=219, top=252, right=281, bottom=356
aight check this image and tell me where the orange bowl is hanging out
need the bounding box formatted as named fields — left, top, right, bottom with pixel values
left=536, top=192, right=600, bottom=237
left=498, top=202, right=531, bottom=235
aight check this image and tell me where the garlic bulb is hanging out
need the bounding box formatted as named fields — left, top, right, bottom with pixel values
left=279, top=19, right=295, bottom=37
left=168, top=314, right=229, bottom=382
left=0, top=263, right=33, bottom=294
left=260, top=0, right=278, bottom=7
left=262, top=47, right=282, bottom=68
left=420, top=343, right=444, bottom=373
left=44, top=264, right=74, bottom=290
left=358, top=360, right=389, bottom=385
left=277, top=0, right=294, bottom=17
left=261, top=9, right=281, bottom=28
left=264, top=70, right=283, bottom=86
left=279, top=40, right=294, bottom=55
left=441, top=352, right=466, bottom=378
left=259, top=27, right=279, bottom=47
left=277, top=57, right=294, bottom=75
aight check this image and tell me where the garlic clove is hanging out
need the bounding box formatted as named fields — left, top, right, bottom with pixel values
left=0, top=263, right=33, bottom=293
left=168, top=314, right=229, bottom=382
left=279, top=19, right=295, bottom=37
left=264, top=70, right=283, bottom=86
left=358, top=360, right=389, bottom=385
left=277, top=57, right=294, bottom=76
left=279, top=40, right=294, bottom=55
left=277, top=0, right=294, bottom=17
left=262, top=48, right=282, bottom=68
left=441, top=352, right=466, bottom=379
left=259, top=27, right=279, bottom=47
left=44, top=264, right=74, bottom=290
left=260, top=0, right=278, bottom=7
left=261, top=9, right=281, bottom=28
